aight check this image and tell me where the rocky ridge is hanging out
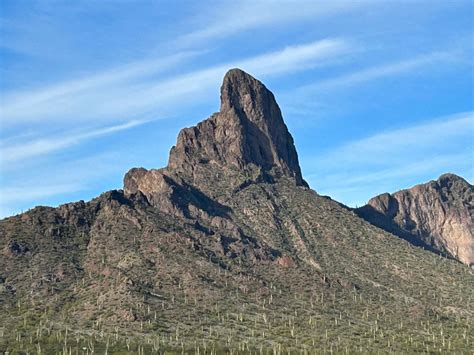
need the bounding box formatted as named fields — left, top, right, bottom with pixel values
left=357, top=173, right=474, bottom=265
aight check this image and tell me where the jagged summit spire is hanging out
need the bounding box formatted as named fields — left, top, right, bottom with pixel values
left=167, top=68, right=306, bottom=186
left=125, top=69, right=307, bottom=201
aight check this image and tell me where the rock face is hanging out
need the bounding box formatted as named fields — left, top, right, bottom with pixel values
left=357, top=173, right=474, bottom=265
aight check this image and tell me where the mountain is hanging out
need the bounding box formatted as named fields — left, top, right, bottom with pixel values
left=1, top=69, right=472, bottom=353
left=357, top=174, right=474, bottom=266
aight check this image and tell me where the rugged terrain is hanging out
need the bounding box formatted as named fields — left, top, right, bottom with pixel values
left=1, top=69, right=473, bottom=353
left=357, top=174, right=473, bottom=266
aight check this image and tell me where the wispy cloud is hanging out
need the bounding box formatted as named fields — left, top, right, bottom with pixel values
left=0, top=38, right=352, bottom=126
left=0, top=119, right=150, bottom=165
left=179, top=1, right=372, bottom=45
left=309, top=111, right=473, bottom=167
left=302, top=111, right=474, bottom=206
left=285, top=51, right=464, bottom=105
left=0, top=51, right=201, bottom=123
left=280, top=50, right=466, bottom=120
left=307, top=51, right=459, bottom=91
left=97, top=38, right=353, bottom=117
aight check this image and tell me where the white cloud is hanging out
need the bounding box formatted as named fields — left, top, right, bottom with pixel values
left=0, top=38, right=352, bottom=126
left=98, top=38, right=353, bottom=117
left=241, top=39, right=351, bottom=75
left=291, top=51, right=461, bottom=97
left=0, top=51, right=201, bottom=122
left=179, top=0, right=372, bottom=45
left=0, top=119, right=150, bottom=165
left=279, top=50, right=466, bottom=120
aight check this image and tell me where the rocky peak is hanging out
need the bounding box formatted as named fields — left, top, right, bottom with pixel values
left=167, top=69, right=306, bottom=187
left=123, top=69, right=307, bottom=218
left=436, top=173, right=467, bottom=189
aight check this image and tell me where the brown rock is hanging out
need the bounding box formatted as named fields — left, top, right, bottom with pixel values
left=275, top=255, right=295, bottom=268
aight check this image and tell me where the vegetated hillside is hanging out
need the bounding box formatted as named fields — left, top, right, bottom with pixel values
left=357, top=173, right=474, bottom=266
left=1, top=69, right=473, bottom=353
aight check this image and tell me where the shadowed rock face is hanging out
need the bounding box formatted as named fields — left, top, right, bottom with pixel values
left=124, top=69, right=307, bottom=205
left=357, top=174, right=474, bottom=265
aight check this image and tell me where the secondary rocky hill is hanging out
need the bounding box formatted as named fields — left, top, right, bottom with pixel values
left=357, top=174, right=473, bottom=266
left=1, top=69, right=472, bottom=353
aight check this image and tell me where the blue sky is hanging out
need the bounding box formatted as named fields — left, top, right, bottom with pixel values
left=0, top=0, right=472, bottom=217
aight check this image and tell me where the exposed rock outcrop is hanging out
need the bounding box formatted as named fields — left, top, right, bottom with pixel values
left=357, top=173, right=474, bottom=265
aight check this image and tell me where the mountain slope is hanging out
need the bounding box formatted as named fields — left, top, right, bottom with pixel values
left=357, top=173, right=474, bottom=266
left=1, top=69, right=473, bottom=353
